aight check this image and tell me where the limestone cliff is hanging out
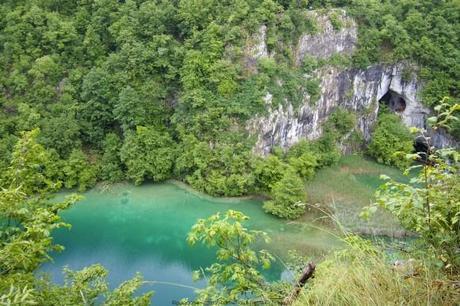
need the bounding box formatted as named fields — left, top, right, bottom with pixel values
left=245, top=10, right=455, bottom=155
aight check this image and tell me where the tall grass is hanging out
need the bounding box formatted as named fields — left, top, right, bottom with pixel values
left=294, top=236, right=459, bottom=306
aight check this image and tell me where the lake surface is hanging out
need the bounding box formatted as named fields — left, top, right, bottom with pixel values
left=39, top=182, right=340, bottom=305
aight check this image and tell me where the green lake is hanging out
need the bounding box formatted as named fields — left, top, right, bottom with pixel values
left=39, top=182, right=340, bottom=305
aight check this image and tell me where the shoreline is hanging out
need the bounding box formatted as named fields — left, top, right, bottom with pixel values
left=67, top=179, right=409, bottom=239
left=90, top=178, right=269, bottom=204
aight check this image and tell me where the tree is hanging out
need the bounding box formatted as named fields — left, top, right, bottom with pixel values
left=368, top=112, right=414, bottom=169
left=0, top=130, right=152, bottom=305
left=288, top=152, right=318, bottom=181
left=100, top=133, right=124, bottom=182
left=40, top=108, right=81, bottom=158
left=363, top=102, right=460, bottom=270
left=62, top=149, right=97, bottom=191
left=263, top=169, right=306, bottom=219
left=79, top=67, right=118, bottom=145
left=114, top=86, right=143, bottom=131
left=175, top=134, right=255, bottom=197
left=3, top=129, right=58, bottom=194
left=254, top=155, right=289, bottom=192
left=120, top=126, right=175, bottom=185
left=186, top=210, right=278, bottom=305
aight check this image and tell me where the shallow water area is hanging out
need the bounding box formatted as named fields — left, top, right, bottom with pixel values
left=39, top=182, right=340, bottom=305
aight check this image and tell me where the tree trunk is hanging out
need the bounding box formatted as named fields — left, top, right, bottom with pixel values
left=283, top=262, right=316, bottom=305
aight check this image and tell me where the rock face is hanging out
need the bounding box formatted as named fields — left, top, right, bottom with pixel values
left=295, top=11, right=357, bottom=64
left=246, top=10, right=455, bottom=155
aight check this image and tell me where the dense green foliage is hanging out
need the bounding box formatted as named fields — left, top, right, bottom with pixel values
left=344, top=1, right=460, bottom=108
left=120, top=126, right=175, bottom=185
left=263, top=169, right=307, bottom=219
left=100, top=133, right=125, bottom=182
left=375, top=152, right=460, bottom=269
left=368, top=111, right=414, bottom=169
left=0, top=0, right=324, bottom=196
left=0, top=1, right=459, bottom=304
left=0, top=131, right=151, bottom=305
left=175, top=136, right=256, bottom=196
left=365, top=103, right=460, bottom=270
left=2, top=129, right=58, bottom=194
left=1, top=0, right=457, bottom=198
left=62, top=149, right=97, bottom=191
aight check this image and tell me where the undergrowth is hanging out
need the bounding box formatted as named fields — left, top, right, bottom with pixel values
left=295, top=236, right=459, bottom=306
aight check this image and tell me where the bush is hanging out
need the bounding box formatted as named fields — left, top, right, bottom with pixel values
left=329, top=12, right=343, bottom=30
left=187, top=210, right=275, bottom=305
left=368, top=113, right=413, bottom=169
left=175, top=136, right=255, bottom=196
left=366, top=103, right=460, bottom=269
left=288, top=152, right=318, bottom=181
left=324, top=108, right=357, bottom=136
left=120, top=126, right=175, bottom=185
left=305, top=78, right=321, bottom=103
left=254, top=155, right=289, bottom=192
left=285, top=140, right=318, bottom=180
left=263, top=169, right=306, bottom=219
left=307, top=108, right=357, bottom=168
left=312, top=134, right=341, bottom=168
left=3, top=129, right=58, bottom=194
left=100, top=133, right=124, bottom=182
left=62, top=149, right=97, bottom=191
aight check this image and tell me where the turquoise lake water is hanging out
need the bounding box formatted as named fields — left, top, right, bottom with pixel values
left=39, top=182, right=339, bottom=305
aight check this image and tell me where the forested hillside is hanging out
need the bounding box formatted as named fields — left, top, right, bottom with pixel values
left=1, top=0, right=459, bottom=199
left=1, top=1, right=459, bottom=305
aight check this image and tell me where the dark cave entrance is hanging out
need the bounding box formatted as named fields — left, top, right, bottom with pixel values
left=414, top=136, right=429, bottom=161
left=379, top=90, right=407, bottom=112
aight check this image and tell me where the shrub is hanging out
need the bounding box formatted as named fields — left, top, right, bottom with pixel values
left=365, top=103, right=460, bottom=269
left=2, top=129, right=62, bottom=194
left=368, top=112, right=413, bottom=169
left=187, top=210, right=275, bottom=305
left=329, top=12, right=343, bottom=30
left=312, top=133, right=341, bottom=168
left=324, top=107, right=357, bottom=136
left=305, top=78, right=321, bottom=103
left=288, top=152, right=318, bottom=181
left=62, top=149, right=97, bottom=192
left=285, top=140, right=318, bottom=180
left=100, top=133, right=124, bottom=182
left=254, top=155, right=289, bottom=192
left=120, top=126, right=175, bottom=185
left=263, top=169, right=306, bottom=219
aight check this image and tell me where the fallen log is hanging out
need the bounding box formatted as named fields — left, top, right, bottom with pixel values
left=283, top=262, right=316, bottom=305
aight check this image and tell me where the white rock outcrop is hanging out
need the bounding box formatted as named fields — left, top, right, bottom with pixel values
left=295, top=10, right=357, bottom=64
left=245, top=11, right=455, bottom=154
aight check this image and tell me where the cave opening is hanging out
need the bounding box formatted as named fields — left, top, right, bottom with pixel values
left=379, top=90, right=407, bottom=112
left=414, top=136, right=429, bottom=161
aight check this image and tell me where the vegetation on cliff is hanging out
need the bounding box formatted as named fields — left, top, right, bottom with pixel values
left=0, top=0, right=459, bottom=304
left=1, top=0, right=458, bottom=202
